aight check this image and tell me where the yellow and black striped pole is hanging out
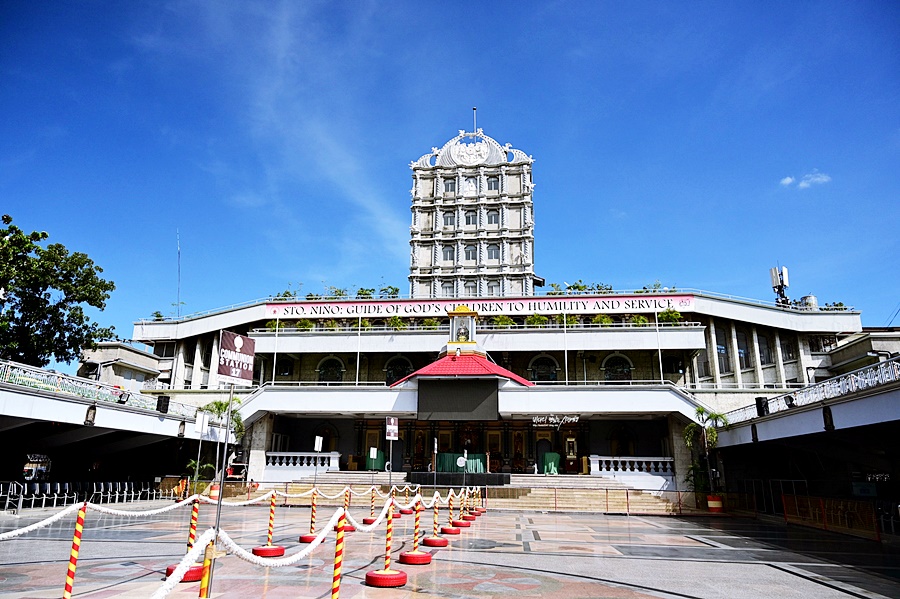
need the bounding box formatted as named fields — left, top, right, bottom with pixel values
left=62, top=502, right=87, bottom=599
left=332, top=510, right=346, bottom=599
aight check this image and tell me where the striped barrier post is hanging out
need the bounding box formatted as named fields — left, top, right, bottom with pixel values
left=423, top=496, right=449, bottom=546
left=299, top=489, right=318, bottom=543
left=253, top=492, right=285, bottom=556
left=365, top=501, right=407, bottom=587
left=453, top=489, right=470, bottom=528
left=62, top=502, right=87, bottom=599
left=198, top=542, right=214, bottom=598
left=399, top=499, right=432, bottom=564
left=166, top=499, right=205, bottom=582
left=463, top=488, right=477, bottom=521
left=400, top=486, right=413, bottom=515
left=332, top=510, right=346, bottom=599
left=391, top=487, right=401, bottom=519
left=336, top=488, right=356, bottom=532
left=363, top=486, right=377, bottom=525
left=443, top=493, right=461, bottom=534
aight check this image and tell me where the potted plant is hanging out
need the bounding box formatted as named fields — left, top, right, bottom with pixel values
left=387, top=315, right=407, bottom=331
left=683, top=406, right=728, bottom=512
left=421, top=317, right=441, bottom=330
left=591, top=314, right=614, bottom=326
left=658, top=308, right=682, bottom=324
left=525, top=313, right=549, bottom=326
left=492, top=315, right=516, bottom=328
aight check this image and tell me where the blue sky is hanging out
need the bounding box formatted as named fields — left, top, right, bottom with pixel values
left=2, top=1, right=899, bottom=364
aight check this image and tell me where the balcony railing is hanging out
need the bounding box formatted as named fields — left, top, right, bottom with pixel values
left=0, top=359, right=196, bottom=418
left=725, top=356, right=900, bottom=424
left=263, top=452, right=341, bottom=483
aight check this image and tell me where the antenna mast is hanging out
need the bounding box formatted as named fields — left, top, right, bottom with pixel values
left=472, top=106, right=477, bottom=134
left=177, top=229, right=182, bottom=317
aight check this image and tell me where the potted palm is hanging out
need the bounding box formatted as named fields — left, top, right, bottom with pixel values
left=682, top=406, right=728, bottom=512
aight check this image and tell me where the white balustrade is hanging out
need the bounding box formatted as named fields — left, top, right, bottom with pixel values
left=262, top=451, right=341, bottom=483
left=589, top=455, right=675, bottom=491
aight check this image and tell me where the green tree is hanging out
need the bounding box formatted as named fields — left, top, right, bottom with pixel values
left=525, top=313, right=549, bottom=326
left=356, top=287, right=375, bottom=299
left=200, top=399, right=245, bottom=441
left=658, top=308, right=682, bottom=323
left=379, top=285, right=400, bottom=298
left=0, top=215, right=116, bottom=367
left=683, top=406, right=728, bottom=493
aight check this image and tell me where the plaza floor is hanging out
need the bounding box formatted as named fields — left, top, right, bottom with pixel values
left=1, top=500, right=899, bottom=598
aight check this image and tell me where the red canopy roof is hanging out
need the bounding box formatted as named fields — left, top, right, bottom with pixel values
left=391, top=353, right=533, bottom=387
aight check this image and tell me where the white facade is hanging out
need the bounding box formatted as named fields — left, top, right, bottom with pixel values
left=408, top=129, right=539, bottom=298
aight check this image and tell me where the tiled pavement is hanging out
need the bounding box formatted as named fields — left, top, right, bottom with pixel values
left=2, top=501, right=899, bottom=598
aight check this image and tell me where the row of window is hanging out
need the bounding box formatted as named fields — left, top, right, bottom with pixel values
left=443, top=176, right=500, bottom=193
left=712, top=326, right=797, bottom=375
left=440, top=281, right=501, bottom=297
left=441, top=210, right=500, bottom=226
left=442, top=244, right=501, bottom=261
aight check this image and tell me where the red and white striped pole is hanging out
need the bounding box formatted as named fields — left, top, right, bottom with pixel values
left=62, top=502, right=87, bottom=599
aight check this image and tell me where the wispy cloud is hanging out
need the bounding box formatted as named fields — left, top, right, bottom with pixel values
left=797, top=171, right=831, bottom=189
left=780, top=170, right=831, bottom=189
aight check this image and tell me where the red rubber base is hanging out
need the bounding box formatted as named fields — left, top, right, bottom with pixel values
left=441, top=526, right=461, bottom=535
left=452, top=519, right=471, bottom=527
left=252, top=545, right=285, bottom=557
left=422, top=536, right=449, bottom=547
left=166, top=563, right=204, bottom=582
left=298, top=534, right=318, bottom=543
left=362, top=517, right=377, bottom=524
left=399, top=550, right=432, bottom=565
left=334, top=524, right=356, bottom=532
left=365, top=569, right=408, bottom=588
left=475, top=507, right=486, bottom=513
left=392, top=512, right=403, bottom=519
left=462, top=514, right=476, bottom=521
left=399, top=508, right=414, bottom=515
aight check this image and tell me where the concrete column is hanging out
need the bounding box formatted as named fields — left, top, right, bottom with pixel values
left=797, top=334, right=813, bottom=384
left=191, top=340, right=203, bottom=390
left=668, top=414, right=693, bottom=494
left=773, top=330, right=787, bottom=385
left=705, top=317, right=721, bottom=384
left=246, top=414, right=274, bottom=483
left=751, top=327, right=765, bottom=387
left=172, top=343, right=186, bottom=389
left=207, top=334, right=220, bottom=389
left=729, top=322, right=742, bottom=386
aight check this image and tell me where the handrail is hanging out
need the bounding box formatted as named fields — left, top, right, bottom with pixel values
left=725, top=355, right=900, bottom=424
left=0, top=359, right=197, bottom=419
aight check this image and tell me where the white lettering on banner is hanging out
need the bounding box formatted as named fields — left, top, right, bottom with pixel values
left=267, top=295, right=695, bottom=320
left=532, top=415, right=580, bottom=430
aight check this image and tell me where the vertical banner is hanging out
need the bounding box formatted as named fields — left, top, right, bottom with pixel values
left=386, top=417, right=399, bottom=440
left=217, top=331, right=256, bottom=387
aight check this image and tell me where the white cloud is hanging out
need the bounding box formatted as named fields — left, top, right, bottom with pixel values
left=797, top=171, right=832, bottom=189
left=780, top=176, right=794, bottom=186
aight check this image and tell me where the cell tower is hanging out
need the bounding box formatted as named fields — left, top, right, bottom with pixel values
left=770, top=266, right=790, bottom=306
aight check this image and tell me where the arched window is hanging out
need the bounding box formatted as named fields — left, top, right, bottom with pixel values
left=487, top=244, right=500, bottom=259
left=442, top=246, right=455, bottom=262
left=443, top=179, right=456, bottom=193
left=464, top=281, right=477, bottom=297
left=465, top=210, right=477, bottom=226
left=487, top=210, right=500, bottom=225
left=528, top=355, right=559, bottom=382
left=487, top=281, right=500, bottom=296
left=317, top=357, right=344, bottom=383
left=603, top=354, right=633, bottom=382
left=464, top=245, right=477, bottom=260
left=384, top=356, right=414, bottom=386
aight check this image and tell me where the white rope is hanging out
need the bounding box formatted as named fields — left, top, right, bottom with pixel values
left=344, top=497, right=393, bottom=532
left=197, top=490, right=275, bottom=507
left=392, top=494, right=422, bottom=512
left=0, top=503, right=81, bottom=541
left=273, top=488, right=316, bottom=498
left=315, top=486, right=350, bottom=500
left=217, top=508, right=344, bottom=567
left=86, top=496, right=206, bottom=517
left=149, top=527, right=216, bottom=599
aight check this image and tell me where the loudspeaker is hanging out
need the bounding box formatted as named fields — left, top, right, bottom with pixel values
left=755, top=396, right=769, bottom=417
left=157, top=395, right=170, bottom=414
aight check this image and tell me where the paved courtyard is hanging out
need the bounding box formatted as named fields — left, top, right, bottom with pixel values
left=1, top=500, right=899, bottom=598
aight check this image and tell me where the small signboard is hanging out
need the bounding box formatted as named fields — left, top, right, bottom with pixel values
left=386, top=417, right=399, bottom=440
left=218, top=331, right=256, bottom=387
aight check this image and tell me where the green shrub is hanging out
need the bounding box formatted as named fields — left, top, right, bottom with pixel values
left=492, top=315, right=516, bottom=328
left=295, top=319, right=314, bottom=330
left=553, top=314, right=578, bottom=326
left=658, top=308, right=682, bottom=323
left=387, top=315, right=407, bottom=331
left=421, top=318, right=441, bottom=329
left=525, top=313, right=549, bottom=326
left=591, top=314, right=614, bottom=326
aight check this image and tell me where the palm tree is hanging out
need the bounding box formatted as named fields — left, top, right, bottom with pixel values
left=199, top=399, right=245, bottom=482
left=682, top=406, right=728, bottom=494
